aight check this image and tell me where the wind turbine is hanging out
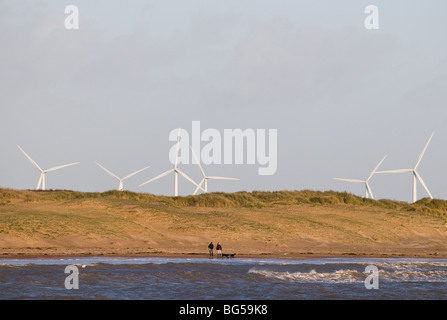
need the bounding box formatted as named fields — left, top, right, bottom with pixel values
left=334, top=155, right=387, bottom=199
left=17, top=145, right=80, bottom=190
left=190, top=146, right=239, bottom=194
left=139, top=129, right=203, bottom=196
left=190, top=146, right=239, bottom=195
left=95, top=162, right=150, bottom=191
left=376, top=132, right=434, bottom=203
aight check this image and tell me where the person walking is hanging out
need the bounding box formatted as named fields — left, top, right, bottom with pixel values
left=208, top=242, right=214, bottom=257
left=216, top=242, right=222, bottom=258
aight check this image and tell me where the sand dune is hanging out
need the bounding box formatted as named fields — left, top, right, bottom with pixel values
left=1, top=189, right=447, bottom=258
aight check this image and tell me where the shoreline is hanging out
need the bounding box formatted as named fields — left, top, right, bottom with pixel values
left=2, top=249, right=446, bottom=260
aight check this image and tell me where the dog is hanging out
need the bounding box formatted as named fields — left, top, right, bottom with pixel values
left=221, top=253, right=236, bottom=259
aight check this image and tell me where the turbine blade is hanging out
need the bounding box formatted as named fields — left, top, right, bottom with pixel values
left=95, top=162, right=121, bottom=181
left=17, top=145, right=43, bottom=172
left=45, top=162, right=80, bottom=173
left=375, top=169, right=412, bottom=174
left=366, top=155, right=387, bottom=181
left=190, top=146, right=206, bottom=177
left=333, top=178, right=365, bottom=183
left=414, top=171, right=433, bottom=199
left=414, top=132, right=434, bottom=169
left=207, top=176, right=239, bottom=180
left=139, top=169, right=174, bottom=186
left=193, top=178, right=206, bottom=195
left=176, top=169, right=202, bottom=188
left=122, top=166, right=151, bottom=181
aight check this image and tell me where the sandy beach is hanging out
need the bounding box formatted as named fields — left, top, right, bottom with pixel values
left=1, top=189, right=447, bottom=260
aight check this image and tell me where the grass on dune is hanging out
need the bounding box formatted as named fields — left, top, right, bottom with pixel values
left=0, top=188, right=446, bottom=217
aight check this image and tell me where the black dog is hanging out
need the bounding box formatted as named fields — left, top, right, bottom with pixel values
left=222, top=253, right=236, bottom=259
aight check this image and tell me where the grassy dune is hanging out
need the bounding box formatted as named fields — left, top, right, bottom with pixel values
left=1, top=188, right=447, bottom=258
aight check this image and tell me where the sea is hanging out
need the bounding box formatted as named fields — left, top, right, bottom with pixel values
left=0, top=256, right=446, bottom=301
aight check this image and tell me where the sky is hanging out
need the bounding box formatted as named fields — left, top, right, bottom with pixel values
left=1, top=0, right=446, bottom=202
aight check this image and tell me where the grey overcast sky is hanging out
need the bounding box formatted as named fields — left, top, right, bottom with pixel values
left=1, top=0, right=446, bottom=202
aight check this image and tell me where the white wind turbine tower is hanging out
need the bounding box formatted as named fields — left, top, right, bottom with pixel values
left=17, top=145, right=80, bottom=190
left=190, top=146, right=239, bottom=195
left=139, top=129, right=203, bottom=196
left=376, top=132, right=434, bottom=203
left=334, top=155, right=387, bottom=199
left=95, top=162, right=150, bottom=191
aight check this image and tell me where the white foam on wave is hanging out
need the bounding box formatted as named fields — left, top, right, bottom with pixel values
left=248, top=268, right=364, bottom=284
left=249, top=265, right=447, bottom=284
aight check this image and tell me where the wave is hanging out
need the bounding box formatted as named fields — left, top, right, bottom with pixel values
left=248, top=268, right=364, bottom=283
left=248, top=266, right=447, bottom=284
